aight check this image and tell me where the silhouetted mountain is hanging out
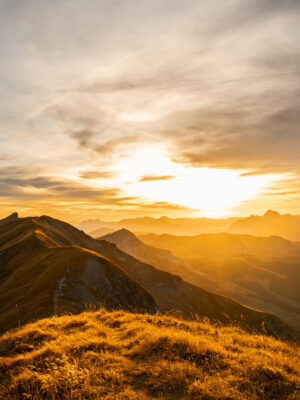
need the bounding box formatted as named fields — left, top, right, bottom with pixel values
left=0, top=214, right=297, bottom=340
left=100, top=228, right=183, bottom=275
left=229, top=210, right=300, bottom=241
left=140, top=231, right=300, bottom=259
left=77, top=218, right=115, bottom=234
left=0, top=212, right=18, bottom=224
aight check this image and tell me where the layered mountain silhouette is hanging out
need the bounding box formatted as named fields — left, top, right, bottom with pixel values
left=79, top=210, right=300, bottom=241
left=101, top=228, right=183, bottom=276
left=134, top=231, right=300, bottom=329
left=229, top=210, right=300, bottom=241
left=139, top=230, right=300, bottom=259
left=0, top=214, right=297, bottom=340
left=78, top=216, right=238, bottom=236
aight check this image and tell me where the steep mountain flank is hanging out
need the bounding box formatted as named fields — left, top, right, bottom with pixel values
left=0, top=217, right=157, bottom=332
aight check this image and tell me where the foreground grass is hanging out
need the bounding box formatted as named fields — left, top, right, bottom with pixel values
left=0, top=309, right=299, bottom=399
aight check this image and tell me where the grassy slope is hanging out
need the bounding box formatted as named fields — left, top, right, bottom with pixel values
left=0, top=309, right=299, bottom=400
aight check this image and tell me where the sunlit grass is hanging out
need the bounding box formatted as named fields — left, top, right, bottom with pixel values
left=0, top=309, right=299, bottom=399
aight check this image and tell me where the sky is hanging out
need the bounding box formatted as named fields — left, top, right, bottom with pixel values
left=0, top=0, right=300, bottom=222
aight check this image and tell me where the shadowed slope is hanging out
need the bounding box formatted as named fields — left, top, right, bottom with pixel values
left=0, top=217, right=157, bottom=332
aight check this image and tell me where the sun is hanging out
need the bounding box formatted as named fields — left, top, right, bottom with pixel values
left=110, top=146, right=283, bottom=217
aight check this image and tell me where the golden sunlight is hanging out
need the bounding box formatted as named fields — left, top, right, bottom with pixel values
left=112, top=147, right=284, bottom=217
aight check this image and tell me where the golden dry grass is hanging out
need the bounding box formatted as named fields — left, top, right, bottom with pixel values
left=0, top=309, right=299, bottom=399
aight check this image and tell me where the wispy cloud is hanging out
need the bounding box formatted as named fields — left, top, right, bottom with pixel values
left=139, top=175, right=175, bottom=182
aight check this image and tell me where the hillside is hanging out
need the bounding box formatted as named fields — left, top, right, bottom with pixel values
left=229, top=210, right=300, bottom=241
left=100, top=228, right=184, bottom=276
left=0, top=213, right=297, bottom=340
left=138, top=232, right=300, bottom=329
left=0, top=214, right=157, bottom=333
left=0, top=309, right=299, bottom=400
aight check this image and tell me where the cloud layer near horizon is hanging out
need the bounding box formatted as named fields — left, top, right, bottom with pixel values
left=0, top=0, right=299, bottom=221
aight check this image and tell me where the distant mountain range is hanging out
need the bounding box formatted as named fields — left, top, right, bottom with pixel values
left=229, top=209, right=300, bottom=241
left=0, top=212, right=297, bottom=340
left=79, top=210, right=300, bottom=241
left=78, top=215, right=239, bottom=236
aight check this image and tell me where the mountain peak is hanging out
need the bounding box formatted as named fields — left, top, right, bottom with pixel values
left=103, top=228, right=138, bottom=242
left=264, top=210, right=280, bottom=218
left=118, top=228, right=135, bottom=235
left=0, top=212, right=18, bottom=224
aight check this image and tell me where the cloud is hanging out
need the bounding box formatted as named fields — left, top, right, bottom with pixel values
left=28, top=0, right=300, bottom=176
left=266, top=190, right=300, bottom=196
left=139, top=175, right=175, bottom=182
left=254, top=0, right=300, bottom=13
left=138, top=201, right=199, bottom=211
left=93, top=135, right=141, bottom=156
left=71, top=130, right=94, bottom=149
left=163, top=89, right=300, bottom=172
left=79, top=170, right=115, bottom=179
left=0, top=172, right=122, bottom=202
